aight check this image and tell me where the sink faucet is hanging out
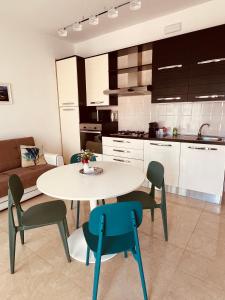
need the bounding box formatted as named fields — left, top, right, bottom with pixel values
left=198, top=123, right=210, bottom=138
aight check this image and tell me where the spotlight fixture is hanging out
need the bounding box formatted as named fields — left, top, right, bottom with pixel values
left=108, top=7, right=119, bottom=19
left=130, top=0, right=141, bottom=11
left=57, top=28, right=68, bottom=37
left=89, top=15, right=99, bottom=26
left=72, top=22, right=83, bottom=31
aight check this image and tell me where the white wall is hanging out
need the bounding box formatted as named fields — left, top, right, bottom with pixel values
left=74, top=0, right=225, bottom=57
left=0, top=24, right=74, bottom=153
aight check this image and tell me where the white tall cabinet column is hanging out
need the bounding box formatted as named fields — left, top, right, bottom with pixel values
left=56, top=57, right=81, bottom=164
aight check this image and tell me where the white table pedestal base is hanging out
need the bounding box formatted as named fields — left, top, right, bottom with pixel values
left=68, top=228, right=116, bottom=263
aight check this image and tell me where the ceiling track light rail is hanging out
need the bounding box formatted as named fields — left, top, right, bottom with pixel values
left=57, top=0, right=141, bottom=36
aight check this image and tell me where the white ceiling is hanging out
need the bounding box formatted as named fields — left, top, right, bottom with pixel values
left=1, top=0, right=211, bottom=42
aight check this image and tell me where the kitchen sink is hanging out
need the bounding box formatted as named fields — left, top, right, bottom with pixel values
left=197, top=136, right=222, bottom=142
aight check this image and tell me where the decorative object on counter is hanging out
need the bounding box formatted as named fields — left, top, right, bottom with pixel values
left=57, top=0, right=141, bottom=37
left=173, top=127, right=178, bottom=137
left=0, top=83, right=12, bottom=104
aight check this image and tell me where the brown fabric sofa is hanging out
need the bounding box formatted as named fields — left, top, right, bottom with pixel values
left=0, top=137, right=61, bottom=209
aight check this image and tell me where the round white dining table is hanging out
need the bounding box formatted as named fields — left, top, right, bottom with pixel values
left=37, top=161, right=145, bottom=263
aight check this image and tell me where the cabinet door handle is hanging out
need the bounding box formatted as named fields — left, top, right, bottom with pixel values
left=90, top=101, right=104, bottom=104
left=157, top=64, right=182, bottom=70
left=62, top=108, right=75, bottom=111
left=188, top=146, right=218, bottom=151
left=195, top=95, right=225, bottom=99
left=113, top=149, right=131, bottom=153
left=156, top=97, right=181, bottom=101
left=113, top=140, right=131, bottom=143
left=197, top=58, right=225, bottom=65
left=113, top=158, right=131, bottom=163
left=150, top=143, right=172, bottom=147
left=61, top=102, right=75, bottom=105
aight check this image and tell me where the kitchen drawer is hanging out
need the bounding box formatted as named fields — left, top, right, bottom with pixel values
left=103, top=155, right=144, bottom=170
left=103, top=145, right=143, bottom=160
left=102, top=137, right=144, bottom=150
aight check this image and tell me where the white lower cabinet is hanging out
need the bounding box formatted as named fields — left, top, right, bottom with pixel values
left=144, top=140, right=180, bottom=187
left=102, top=138, right=144, bottom=171
left=179, top=143, right=225, bottom=196
left=60, top=107, right=80, bottom=164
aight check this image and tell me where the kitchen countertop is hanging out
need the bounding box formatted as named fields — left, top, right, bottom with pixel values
left=105, top=134, right=225, bottom=145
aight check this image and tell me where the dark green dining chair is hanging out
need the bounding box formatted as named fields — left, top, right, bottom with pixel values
left=83, top=201, right=148, bottom=300
left=118, top=161, right=168, bottom=241
left=70, top=153, right=105, bottom=229
left=8, top=174, right=71, bottom=274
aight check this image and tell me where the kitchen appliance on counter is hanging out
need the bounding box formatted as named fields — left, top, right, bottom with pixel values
left=149, top=122, right=159, bottom=138
left=80, top=122, right=118, bottom=154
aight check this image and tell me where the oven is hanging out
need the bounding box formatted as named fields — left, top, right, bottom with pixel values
left=80, top=123, right=102, bottom=154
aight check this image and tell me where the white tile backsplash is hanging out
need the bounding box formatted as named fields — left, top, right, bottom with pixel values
left=118, top=98, right=225, bottom=137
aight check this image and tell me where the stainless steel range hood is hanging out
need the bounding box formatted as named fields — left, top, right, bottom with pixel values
left=103, top=85, right=151, bottom=97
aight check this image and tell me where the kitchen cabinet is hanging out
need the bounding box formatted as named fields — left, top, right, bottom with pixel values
left=152, top=24, right=225, bottom=103
left=102, top=137, right=144, bottom=171
left=56, top=56, right=86, bottom=107
left=152, top=35, right=190, bottom=103
left=59, top=107, right=80, bottom=164
left=179, top=143, right=225, bottom=198
left=85, top=54, right=109, bottom=106
left=144, top=140, right=180, bottom=187
left=56, top=57, right=79, bottom=106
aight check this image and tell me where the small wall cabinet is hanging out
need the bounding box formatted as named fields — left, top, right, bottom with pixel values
left=85, top=54, right=109, bottom=106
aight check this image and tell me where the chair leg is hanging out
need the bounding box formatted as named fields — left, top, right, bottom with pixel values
left=136, top=253, right=148, bottom=300
left=102, top=199, right=105, bottom=205
left=63, top=218, right=70, bottom=237
left=161, top=205, right=168, bottom=241
left=93, top=253, right=102, bottom=300
left=9, top=229, right=17, bottom=274
left=70, top=200, right=74, bottom=210
left=57, top=221, right=71, bottom=263
left=124, top=251, right=128, bottom=258
left=150, top=209, right=154, bottom=222
left=86, top=246, right=90, bottom=266
left=76, top=201, right=80, bottom=229
left=20, top=230, right=24, bottom=245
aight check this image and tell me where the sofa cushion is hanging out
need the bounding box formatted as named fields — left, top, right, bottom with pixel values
left=0, top=164, right=54, bottom=198
left=0, top=137, right=35, bottom=173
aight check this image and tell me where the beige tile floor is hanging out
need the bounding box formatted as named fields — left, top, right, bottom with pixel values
left=1, top=190, right=225, bottom=300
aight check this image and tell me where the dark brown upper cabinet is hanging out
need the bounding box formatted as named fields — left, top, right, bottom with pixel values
left=152, top=35, right=190, bottom=103
left=152, top=24, right=225, bottom=103
left=188, top=25, right=225, bottom=102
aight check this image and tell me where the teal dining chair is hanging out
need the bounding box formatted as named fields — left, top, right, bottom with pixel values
left=70, top=153, right=105, bottom=229
left=83, top=201, right=148, bottom=300
left=118, top=161, right=168, bottom=241
left=8, top=174, right=71, bottom=274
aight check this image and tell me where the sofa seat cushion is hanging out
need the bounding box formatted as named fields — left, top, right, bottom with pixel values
left=0, top=164, right=54, bottom=198
left=0, top=174, right=9, bottom=198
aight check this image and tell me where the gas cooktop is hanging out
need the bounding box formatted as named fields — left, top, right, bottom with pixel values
left=110, top=130, right=146, bottom=138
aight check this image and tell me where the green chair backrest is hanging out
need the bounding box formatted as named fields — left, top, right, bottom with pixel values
left=8, top=174, right=24, bottom=209
left=146, top=161, right=164, bottom=189
left=89, top=201, right=142, bottom=236
left=70, top=153, right=96, bottom=164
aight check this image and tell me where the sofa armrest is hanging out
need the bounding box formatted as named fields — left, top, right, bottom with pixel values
left=44, top=153, right=64, bottom=166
